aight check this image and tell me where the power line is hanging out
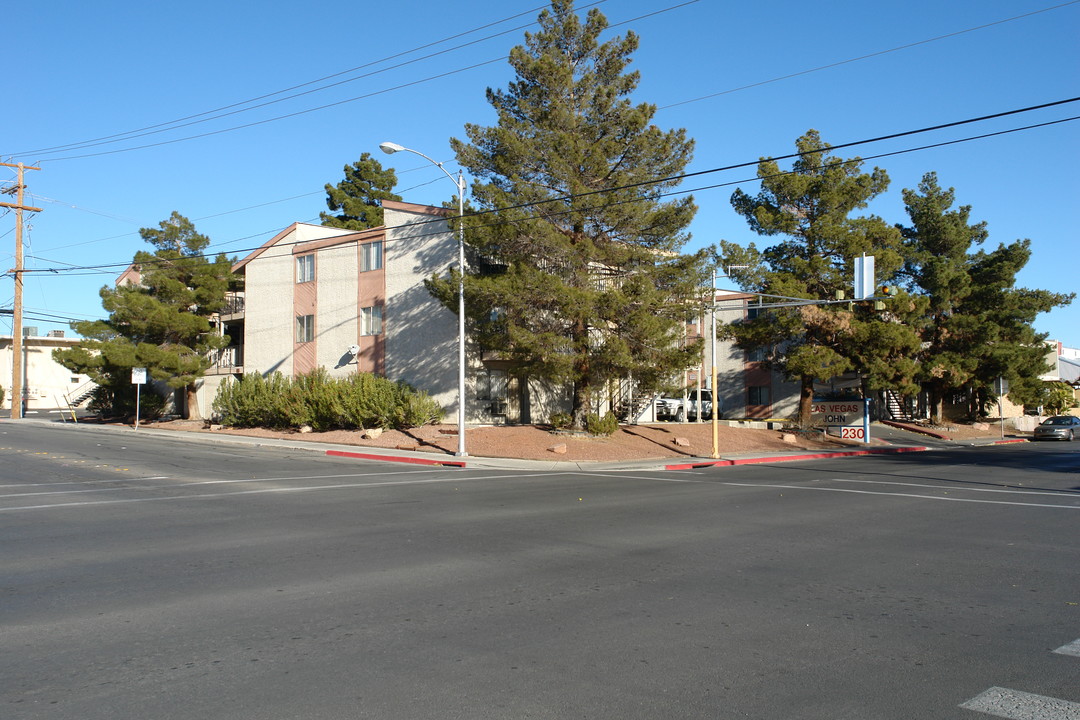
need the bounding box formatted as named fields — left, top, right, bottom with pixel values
left=8, top=2, right=613, bottom=158
left=36, top=1, right=699, bottom=162
left=659, top=0, right=1080, bottom=110
left=15, top=99, right=1078, bottom=277
left=11, top=0, right=1066, bottom=164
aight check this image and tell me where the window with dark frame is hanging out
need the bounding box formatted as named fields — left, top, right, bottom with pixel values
left=748, top=385, right=771, bottom=406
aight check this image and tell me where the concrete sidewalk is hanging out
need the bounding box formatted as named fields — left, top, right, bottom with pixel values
left=6, top=417, right=1029, bottom=472
left=4, top=416, right=989, bottom=472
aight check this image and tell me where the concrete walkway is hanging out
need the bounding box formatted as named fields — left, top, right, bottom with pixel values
left=6, top=416, right=1030, bottom=472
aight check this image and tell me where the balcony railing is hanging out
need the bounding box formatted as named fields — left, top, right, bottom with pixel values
left=220, top=292, right=245, bottom=318
left=207, top=345, right=243, bottom=374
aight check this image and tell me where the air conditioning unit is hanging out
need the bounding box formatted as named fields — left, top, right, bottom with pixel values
left=22, top=327, right=38, bottom=337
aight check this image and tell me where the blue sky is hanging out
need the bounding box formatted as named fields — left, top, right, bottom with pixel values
left=3, top=0, right=1078, bottom=346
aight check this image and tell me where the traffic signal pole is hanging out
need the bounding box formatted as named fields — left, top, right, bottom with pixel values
left=1, top=162, right=42, bottom=419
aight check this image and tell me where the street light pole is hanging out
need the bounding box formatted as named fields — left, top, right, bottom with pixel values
left=379, top=142, right=468, bottom=457
left=711, top=264, right=750, bottom=459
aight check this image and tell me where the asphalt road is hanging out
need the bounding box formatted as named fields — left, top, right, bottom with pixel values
left=2, top=422, right=1078, bottom=719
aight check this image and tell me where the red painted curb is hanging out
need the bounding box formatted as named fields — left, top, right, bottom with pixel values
left=663, top=459, right=736, bottom=470
left=992, top=438, right=1028, bottom=445
left=879, top=420, right=951, bottom=439
left=664, top=445, right=929, bottom=471
left=326, top=449, right=466, bottom=468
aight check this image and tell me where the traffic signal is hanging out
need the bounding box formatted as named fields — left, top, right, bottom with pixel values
left=879, top=285, right=897, bottom=297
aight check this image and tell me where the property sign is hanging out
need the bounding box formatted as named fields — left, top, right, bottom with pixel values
left=812, top=399, right=870, bottom=443
left=131, top=367, right=147, bottom=385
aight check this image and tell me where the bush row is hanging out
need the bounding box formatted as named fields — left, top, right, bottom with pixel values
left=212, top=369, right=444, bottom=431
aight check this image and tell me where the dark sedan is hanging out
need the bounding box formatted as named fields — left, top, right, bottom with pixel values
left=1032, top=415, right=1080, bottom=441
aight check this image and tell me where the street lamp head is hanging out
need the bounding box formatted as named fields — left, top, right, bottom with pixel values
left=379, top=141, right=405, bottom=155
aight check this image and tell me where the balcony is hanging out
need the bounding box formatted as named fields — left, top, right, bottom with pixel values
left=219, top=292, right=245, bottom=321
left=207, top=345, right=243, bottom=375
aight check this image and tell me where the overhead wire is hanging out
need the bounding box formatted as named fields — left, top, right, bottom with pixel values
left=660, top=0, right=1080, bottom=110
left=11, top=0, right=1067, bottom=163
left=34, top=1, right=700, bottom=162
left=10, top=1, right=613, bottom=158
left=14, top=98, right=1078, bottom=277
left=6, top=0, right=1069, bottom=256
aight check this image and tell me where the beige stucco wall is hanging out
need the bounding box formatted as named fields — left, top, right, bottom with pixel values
left=244, top=230, right=303, bottom=378
left=316, top=243, right=361, bottom=377
left=0, top=336, right=94, bottom=412
left=382, top=203, right=477, bottom=421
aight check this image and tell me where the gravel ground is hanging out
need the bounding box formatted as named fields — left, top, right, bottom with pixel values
left=129, top=419, right=1010, bottom=463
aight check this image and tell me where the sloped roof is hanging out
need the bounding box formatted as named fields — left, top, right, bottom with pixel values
left=231, top=222, right=376, bottom=272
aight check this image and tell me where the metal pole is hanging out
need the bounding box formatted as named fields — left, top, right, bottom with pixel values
left=710, top=268, right=719, bottom=459
left=456, top=170, right=467, bottom=457
left=378, top=143, right=468, bottom=457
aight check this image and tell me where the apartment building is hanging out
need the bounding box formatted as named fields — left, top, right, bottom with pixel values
left=194, top=200, right=473, bottom=418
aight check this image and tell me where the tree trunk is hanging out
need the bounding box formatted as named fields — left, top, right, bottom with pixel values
left=184, top=383, right=202, bottom=421
left=570, top=318, right=591, bottom=430
left=928, top=385, right=944, bottom=425
left=571, top=384, right=589, bottom=430
left=798, top=375, right=814, bottom=428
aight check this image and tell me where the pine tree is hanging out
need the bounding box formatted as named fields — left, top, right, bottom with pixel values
left=321, top=152, right=401, bottom=230
left=54, top=212, right=235, bottom=420
left=436, top=0, right=706, bottom=429
left=899, top=173, right=1073, bottom=421
left=726, top=130, right=907, bottom=426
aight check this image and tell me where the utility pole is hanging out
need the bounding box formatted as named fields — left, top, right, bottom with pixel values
left=1, top=161, right=42, bottom=419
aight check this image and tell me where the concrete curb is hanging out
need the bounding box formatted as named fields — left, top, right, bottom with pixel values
left=663, top=444, right=931, bottom=471
left=1, top=417, right=1027, bottom=472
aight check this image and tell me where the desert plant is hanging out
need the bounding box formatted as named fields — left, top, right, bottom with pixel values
left=212, top=370, right=443, bottom=431
left=585, top=412, right=619, bottom=436
left=549, top=412, right=573, bottom=430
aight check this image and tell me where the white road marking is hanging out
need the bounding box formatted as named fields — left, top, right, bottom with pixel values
left=0, top=468, right=448, bottom=497
left=0, top=470, right=575, bottom=512
left=1054, top=639, right=1080, bottom=657
left=719, top=481, right=1080, bottom=509
left=827, top=477, right=1080, bottom=499
left=960, top=686, right=1080, bottom=719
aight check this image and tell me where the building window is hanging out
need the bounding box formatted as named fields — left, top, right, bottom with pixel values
left=296, top=314, right=315, bottom=343
left=361, top=241, right=383, bottom=272
left=747, top=346, right=768, bottom=363
left=296, top=254, right=315, bottom=283
left=748, top=385, right=770, bottom=406
left=361, top=305, right=383, bottom=336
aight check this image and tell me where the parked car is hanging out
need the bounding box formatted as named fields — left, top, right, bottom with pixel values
left=655, top=390, right=719, bottom=422
left=1032, top=415, right=1080, bottom=441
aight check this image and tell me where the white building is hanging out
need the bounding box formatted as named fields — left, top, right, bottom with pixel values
left=1, top=331, right=95, bottom=415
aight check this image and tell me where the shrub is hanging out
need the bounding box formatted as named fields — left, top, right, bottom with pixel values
left=585, top=411, right=619, bottom=436
left=212, top=370, right=444, bottom=431
left=89, top=384, right=166, bottom=421
left=549, top=412, right=573, bottom=430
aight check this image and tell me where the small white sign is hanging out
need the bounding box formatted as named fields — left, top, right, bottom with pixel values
left=132, top=367, right=147, bottom=385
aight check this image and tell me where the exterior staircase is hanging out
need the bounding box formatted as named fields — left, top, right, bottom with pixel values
left=612, top=379, right=657, bottom=423
left=883, top=389, right=915, bottom=422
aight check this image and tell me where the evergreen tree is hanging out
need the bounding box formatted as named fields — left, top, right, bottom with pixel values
left=435, top=0, right=706, bottom=428
left=321, top=152, right=401, bottom=230
left=726, top=130, right=908, bottom=425
left=899, top=173, right=1073, bottom=421
left=54, top=212, right=235, bottom=420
